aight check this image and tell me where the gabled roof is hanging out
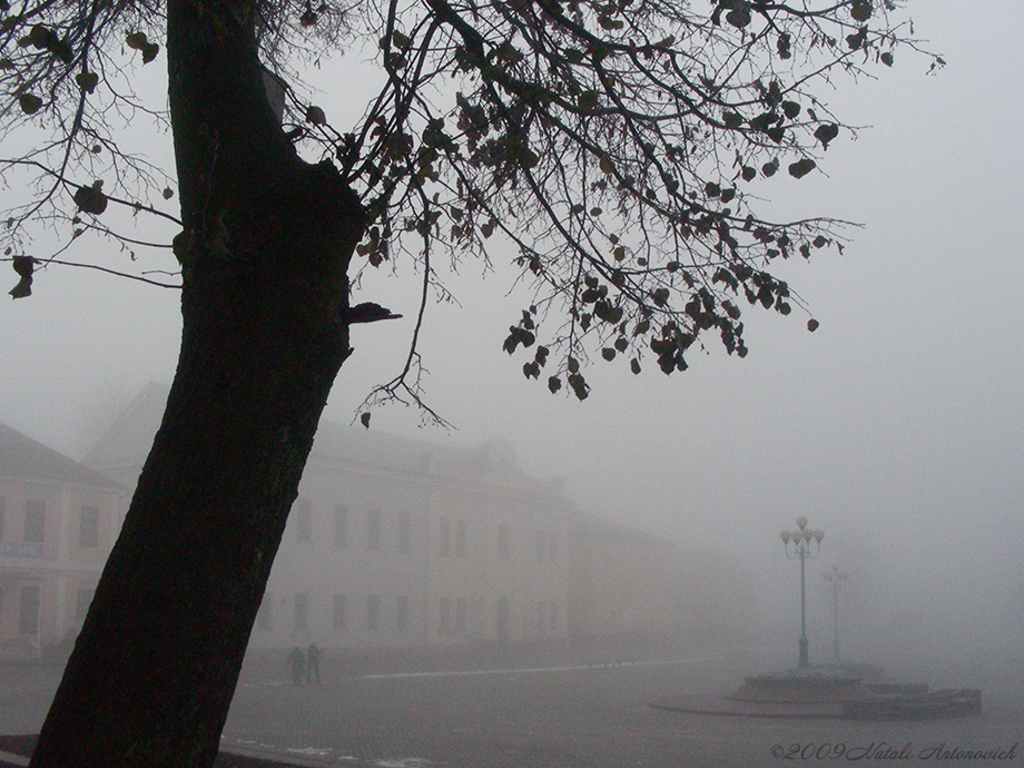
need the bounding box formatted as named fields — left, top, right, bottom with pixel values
left=83, top=382, right=168, bottom=472
left=83, top=383, right=563, bottom=496
left=0, top=422, right=119, bottom=489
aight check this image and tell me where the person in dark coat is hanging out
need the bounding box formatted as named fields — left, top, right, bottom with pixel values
left=287, top=646, right=306, bottom=686
left=306, top=641, right=322, bottom=685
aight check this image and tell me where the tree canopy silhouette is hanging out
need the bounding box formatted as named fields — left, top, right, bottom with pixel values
left=0, top=0, right=939, bottom=765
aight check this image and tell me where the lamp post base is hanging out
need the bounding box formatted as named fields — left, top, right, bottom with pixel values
left=798, top=637, right=809, bottom=669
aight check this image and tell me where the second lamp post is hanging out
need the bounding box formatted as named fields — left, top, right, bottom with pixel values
left=780, top=516, right=825, bottom=668
left=823, top=565, right=848, bottom=662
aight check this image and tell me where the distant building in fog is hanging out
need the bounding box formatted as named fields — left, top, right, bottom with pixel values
left=567, top=511, right=758, bottom=647
left=84, top=384, right=571, bottom=651
left=0, top=423, right=122, bottom=657
left=254, top=422, right=570, bottom=650
left=77, top=383, right=755, bottom=654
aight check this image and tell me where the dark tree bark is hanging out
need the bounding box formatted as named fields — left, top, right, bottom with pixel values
left=29, top=2, right=364, bottom=766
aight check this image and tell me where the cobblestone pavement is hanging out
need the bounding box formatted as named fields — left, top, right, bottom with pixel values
left=3, top=648, right=1022, bottom=768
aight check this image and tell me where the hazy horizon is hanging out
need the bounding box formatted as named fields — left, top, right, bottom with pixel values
left=2, top=0, right=1022, bottom=679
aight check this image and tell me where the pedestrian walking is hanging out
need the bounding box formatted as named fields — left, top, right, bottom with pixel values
left=306, top=641, right=322, bottom=685
left=287, top=646, right=306, bottom=687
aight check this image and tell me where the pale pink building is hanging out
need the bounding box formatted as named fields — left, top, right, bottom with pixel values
left=85, top=384, right=572, bottom=651
left=0, top=423, right=123, bottom=658
left=79, top=383, right=754, bottom=655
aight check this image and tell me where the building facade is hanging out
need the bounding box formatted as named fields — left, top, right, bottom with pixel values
left=0, top=424, right=122, bottom=657
left=567, top=510, right=759, bottom=647
left=257, top=432, right=570, bottom=650
left=79, top=383, right=754, bottom=654
left=85, top=386, right=572, bottom=651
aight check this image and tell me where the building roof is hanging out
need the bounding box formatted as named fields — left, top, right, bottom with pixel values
left=82, top=381, right=168, bottom=472
left=0, top=422, right=120, bottom=489
left=309, top=420, right=537, bottom=489
left=85, top=383, right=565, bottom=497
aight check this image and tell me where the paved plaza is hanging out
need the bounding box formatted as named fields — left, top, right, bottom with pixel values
left=2, top=646, right=1022, bottom=767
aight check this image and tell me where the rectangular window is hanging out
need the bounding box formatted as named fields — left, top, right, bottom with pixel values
left=256, top=591, right=273, bottom=631
left=439, top=598, right=451, bottom=634
left=333, top=505, right=349, bottom=548
left=332, top=594, right=346, bottom=630
left=366, top=509, right=381, bottom=551
left=79, top=506, right=100, bottom=548
left=24, top=500, right=45, bottom=543
left=294, top=592, right=309, bottom=631
left=497, top=524, right=510, bottom=561
left=19, top=586, right=40, bottom=635
left=438, top=518, right=450, bottom=558
left=397, top=512, right=411, bottom=553
left=455, top=520, right=467, bottom=559
left=455, top=597, right=466, bottom=633
left=366, top=594, right=380, bottom=632
left=396, top=595, right=409, bottom=632
left=294, top=498, right=312, bottom=543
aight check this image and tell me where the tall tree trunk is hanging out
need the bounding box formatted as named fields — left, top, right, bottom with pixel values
left=30, top=2, right=364, bottom=766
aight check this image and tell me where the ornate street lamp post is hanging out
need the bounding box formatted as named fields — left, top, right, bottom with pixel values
left=822, top=565, right=848, bottom=662
left=780, top=516, right=824, bottom=668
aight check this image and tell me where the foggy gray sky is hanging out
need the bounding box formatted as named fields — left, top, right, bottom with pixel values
left=2, top=1, right=1022, bottom=665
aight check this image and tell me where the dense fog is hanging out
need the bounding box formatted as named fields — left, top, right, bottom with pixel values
left=1, top=0, right=1022, bottom=750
